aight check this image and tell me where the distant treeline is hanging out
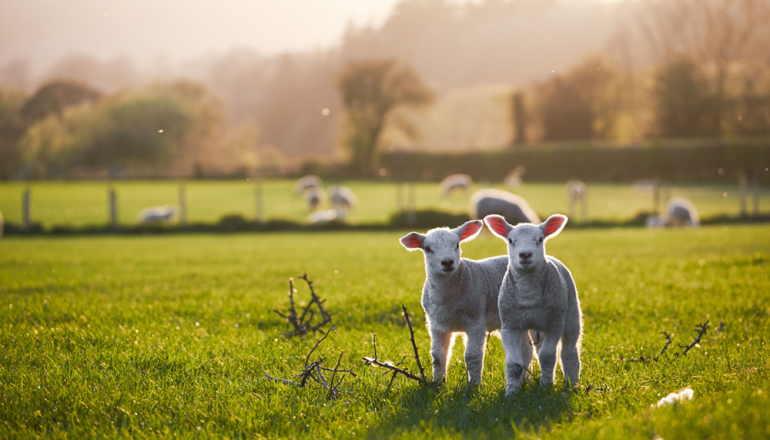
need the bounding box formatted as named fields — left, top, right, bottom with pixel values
left=379, top=140, right=770, bottom=183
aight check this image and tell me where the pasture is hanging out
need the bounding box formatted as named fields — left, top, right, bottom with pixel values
left=1, top=225, right=769, bottom=439
left=0, top=180, right=767, bottom=228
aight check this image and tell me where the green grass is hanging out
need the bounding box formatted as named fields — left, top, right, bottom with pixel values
left=1, top=225, right=769, bottom=438
left=1, top=180, right=766, bottom=228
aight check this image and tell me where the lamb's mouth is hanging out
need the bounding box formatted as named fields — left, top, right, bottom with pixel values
left=441, top=266, right=455, bottom=273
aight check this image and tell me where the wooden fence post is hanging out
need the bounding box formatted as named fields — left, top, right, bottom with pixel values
left=23, top=187, right=31, bottom=230
left=396, top=182, right=404, bottom=211
left=752, top=168, right=760, bottom=217
left=255, top=180, right=264, bottom=223
left=109, top=186, right=118, bottom=229
left=739, top=172, right=748, bottom=217
left=407, top=182, right=416, bottom=226
left=179, top=183, right=187, bottom=225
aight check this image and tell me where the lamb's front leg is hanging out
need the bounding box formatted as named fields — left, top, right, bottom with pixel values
left=501, top=328, right=527, bottom=396
left=537, top=327, right=563, bottom=387
left=430, top=328, right=452, bottom=382
left=463, top=324, right=487, bottom=384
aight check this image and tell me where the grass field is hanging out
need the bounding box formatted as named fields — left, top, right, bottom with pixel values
left=1, top=225, right=769, bottom=439
left=1, top=180, right=767, bottom=228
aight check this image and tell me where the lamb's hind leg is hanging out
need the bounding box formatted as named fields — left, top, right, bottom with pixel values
left=560, top=315, right=582, bottom=388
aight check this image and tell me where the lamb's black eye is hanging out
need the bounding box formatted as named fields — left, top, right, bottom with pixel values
left=425, top=246, right=433, bottom=253
left=456, top=243, right=459, bottom=250
left=508, top=238, right=513, bottom=244
left=538, top=236, right=543, bottom=244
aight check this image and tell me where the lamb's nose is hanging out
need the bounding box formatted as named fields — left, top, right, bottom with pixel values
left=519, top=252, right=533, bottom=260
left=441, top=259, right=453, bottom=267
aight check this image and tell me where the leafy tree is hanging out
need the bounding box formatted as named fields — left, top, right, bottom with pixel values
left=339, top=60, right=432, bottom=175
left=537, top=56, right=618, bottom=141
left=653, top=56, right=716, bottom=138
left=20, top=79, right=101, bottom=122
left=0, top=89, right=28, bottom=179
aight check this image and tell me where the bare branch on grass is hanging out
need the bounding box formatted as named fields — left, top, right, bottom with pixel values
left=363, top=306, right=435, bottom=388
left=680, top=320, right=709, bottom=356
left=273, top=274, right=333, bottom=337
left=652, top=332, right=672, bottom=362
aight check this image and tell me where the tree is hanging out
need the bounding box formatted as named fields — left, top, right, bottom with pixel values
left=20, top=79, right=101, bottom=123
left=638, top=0, right=770, bottom=136
left=653, top=56, right=715, bottom=138
left=339, top=60, right=432, bottom=175
left=537, top=56, right=618, bottom=141
left=0, top=89, right=28, bottom=179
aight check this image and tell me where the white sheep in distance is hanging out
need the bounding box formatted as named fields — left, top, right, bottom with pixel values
left=440, top=174, right=473, bottom=196
left=304, top=187, right=326, bottom=212
left=293, top=175, right=322, bottom=196
left=470, top=188, right=540, bottom=226
left=309, top=208, right=341, bottom=224
left=328, top=185, right=357, bottom=211
left=484, top=214, right=583, bottom=395
left=566, top=180, right=588, bottom=222
left=647, top=197, right=700, bottom=228
left=139, top=206, right=178, bottom=223
left=504, top=166, right=526, bottom=189
left=399, top=220, right=530, bottom=385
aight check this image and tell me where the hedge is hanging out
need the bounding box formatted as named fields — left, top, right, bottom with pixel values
left=379, top=139, right=770, bottom=183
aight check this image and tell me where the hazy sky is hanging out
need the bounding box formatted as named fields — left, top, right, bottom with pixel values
left=0, top=0, right=399, bottom=71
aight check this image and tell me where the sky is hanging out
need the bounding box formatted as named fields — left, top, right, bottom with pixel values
left=0, top=0, right=399, bottom=72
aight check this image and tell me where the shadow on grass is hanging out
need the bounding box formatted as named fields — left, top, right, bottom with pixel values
left=366, top=379, right=575, bottom=438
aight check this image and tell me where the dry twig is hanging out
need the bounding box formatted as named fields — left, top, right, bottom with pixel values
left=273, top=273, right=332, bottom=337
left=679, top=320, right=709, bottom=356
left=362, top=305, right=433, bottom=387
left=652, top=331, right=673, bottom=362
left=264, top=325, right=355, bottom=399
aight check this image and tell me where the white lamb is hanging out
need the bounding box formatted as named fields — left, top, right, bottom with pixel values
left=293, top=175, right=322, bottom=196
left=647, top=197, right=700, bottom=228
left=139, top=206, right=178, bottom=223
left=484, top=214, right=583, bottom=395
left=329, top=185, right=357, bottom=211
left=305, top=187, right=326, bottom=212
left=400, top=220, right=531, bottom=384
left=440, top=174, right=473, bottom=196
left=566, top=180, right=588, bottom=222
left=470, top=188, right=540, bottom=226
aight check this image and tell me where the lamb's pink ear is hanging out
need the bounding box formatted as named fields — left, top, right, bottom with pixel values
left=454, top=220, right=483, bottom=243
left=541, top=214, right=568, bottom=239
left=484, top=215, right=512, bottom=239
left=399, top=232, right=425, bottom=251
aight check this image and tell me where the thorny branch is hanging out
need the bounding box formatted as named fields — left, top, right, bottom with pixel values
left=273, top=273, right=333, bottom=337
left=402, top=305, right=427, bottom=382
left=619, top=320, right=710, bottom=363
left=264, top=324, right=356, bottom=400
left=362, top=305, right=435, bottom=388
left=680, top=320, right=709, bottom=356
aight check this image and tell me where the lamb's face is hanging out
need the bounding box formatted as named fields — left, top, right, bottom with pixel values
left=506, top=225, right=546, bottom=272
left=485, top=214, right=568, bottom=273
left=399, top=220, right=484, bottom=278
left=421, top=229, right=462, bottom=276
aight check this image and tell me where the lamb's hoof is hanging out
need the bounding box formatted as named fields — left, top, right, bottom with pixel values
left=504, top=384, right=521, bottom=397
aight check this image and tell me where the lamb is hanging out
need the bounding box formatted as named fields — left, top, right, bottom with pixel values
left=504, top=166, right=526, bottom=189
left=293, top=175, right=322, bottom=195
left=305, top=187, right=326, bottom=212
left=484, top=213, right=583, bottom=395
left=328, top=185, right=357, bottom=211
left=566, top=179, right=587, bottom=222
left=647, top=197, right=700, bottom=227
left=400, top=220, right=531, bottom=384
left=440, top=174, right=473, bottom=196
left=139, top=206, right=178, bottom=223
left=470, top=188, right=540, bottom=226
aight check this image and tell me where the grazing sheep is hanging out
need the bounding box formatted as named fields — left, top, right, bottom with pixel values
left=328, top=185, right=357, bottom=211
left=484, top=214, right=582, bottom=395
left=504, top=166, right=526, bottom=189
left=400, top=220, right=530, bottom=384
left=139, top=206, right=178, bottom=223
left=470, top=188, right=540, bottom=226
left=647, top=197, right=700, bottom=228
left=293, top=175, right=322, bottom=195
left=309, top=208, right=341, bottom=224
left=566, top=180, right=587, bottom=222
left=304, top=187, right=326, bottom=212
left=440, top=174, right=473, bottom=196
